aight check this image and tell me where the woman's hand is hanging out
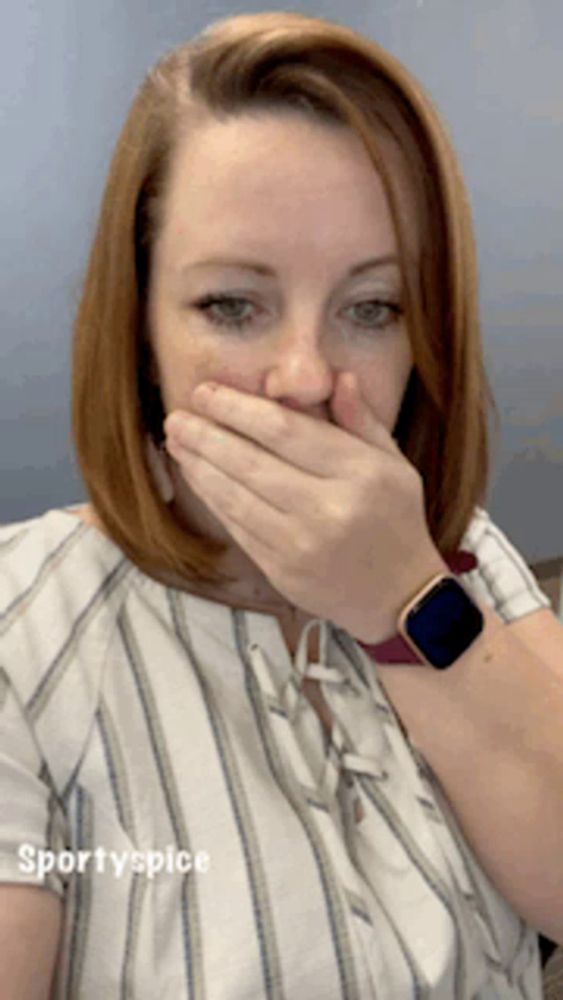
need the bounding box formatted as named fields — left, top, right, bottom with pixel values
left=164, top=372, right=449, bottom=642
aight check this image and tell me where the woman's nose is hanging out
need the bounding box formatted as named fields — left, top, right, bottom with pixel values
left=263, top=331, right=337, bottom=411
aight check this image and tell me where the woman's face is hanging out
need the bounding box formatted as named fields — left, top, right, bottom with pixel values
left=147, top=111, right=417, bottom=547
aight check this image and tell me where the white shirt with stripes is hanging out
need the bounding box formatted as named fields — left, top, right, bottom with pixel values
left=0, top=504, right=553, bottom=999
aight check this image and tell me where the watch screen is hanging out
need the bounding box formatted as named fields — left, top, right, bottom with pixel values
left=405, top=577, right=484, bottom=669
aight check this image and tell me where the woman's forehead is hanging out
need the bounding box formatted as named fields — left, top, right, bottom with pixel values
left=163, top=113, right=422, bottom=271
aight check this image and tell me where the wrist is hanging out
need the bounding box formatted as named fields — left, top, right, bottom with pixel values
left=354, top=552, right=452, bottom=646
left=355, top=549, right=480, bottom=665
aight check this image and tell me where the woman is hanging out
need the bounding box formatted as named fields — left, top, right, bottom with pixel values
left=1, top=11, right=561, bottom=998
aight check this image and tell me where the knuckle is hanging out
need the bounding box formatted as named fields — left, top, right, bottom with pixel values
left=295, top=530, right=315, bottom=562
left=208, top=423, right=227, bottom=451
left=324, top=494, right=348, bottom=526
left=193, top=421, right=211, bottom=452
left=220, top=485, right=236, bottom=517
left=235, top=495, right=251, bottom=524
left=226, top=485, right=251, bottom=526
left=266, top=407, right=291, bottom=444
left=244, top=450, right=263, bottom=483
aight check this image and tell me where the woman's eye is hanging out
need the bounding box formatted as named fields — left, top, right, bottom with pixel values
left=192, top=294, right=403, bottom=334
left=193, top=295, right=256, bottom=330
left=347, top=300, right=402, bottom=330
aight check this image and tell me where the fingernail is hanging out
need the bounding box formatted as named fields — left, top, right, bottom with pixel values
left=192, top=382, right=218, bottom=404
left=164, top=413, right=183, bottom=437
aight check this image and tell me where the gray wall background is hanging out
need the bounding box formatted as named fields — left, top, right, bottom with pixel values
left=1, top=0, right=561, bottom=563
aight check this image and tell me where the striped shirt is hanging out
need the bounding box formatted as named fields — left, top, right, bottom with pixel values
left=0, top=504, right=553, bottom=999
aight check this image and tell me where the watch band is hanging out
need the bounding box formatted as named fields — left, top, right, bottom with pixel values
left=356, top=550, right=478, bottom=664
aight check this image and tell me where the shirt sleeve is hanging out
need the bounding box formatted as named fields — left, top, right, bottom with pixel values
left=462, top=506, right=554, bottom=622
left=0, top=667, right=67, bottom=898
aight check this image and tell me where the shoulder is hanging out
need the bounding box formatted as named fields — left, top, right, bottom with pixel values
left=458, top=505, right=552, bottom=622
left=0, top=507, right=135, bottom=783
left=0, top=506, right=133, bottom=632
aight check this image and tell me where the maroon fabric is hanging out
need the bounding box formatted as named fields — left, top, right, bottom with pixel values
left=355, top=550, right=478, bottom=664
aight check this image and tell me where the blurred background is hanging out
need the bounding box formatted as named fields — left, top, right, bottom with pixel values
left=1, top=0, right=562, bottom=582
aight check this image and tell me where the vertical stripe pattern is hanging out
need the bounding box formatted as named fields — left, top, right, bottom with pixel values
left=0, top=505, right=553, bottom=999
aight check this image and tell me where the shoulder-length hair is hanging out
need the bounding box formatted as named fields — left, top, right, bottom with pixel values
left=71, top=10, right=500, bottom=585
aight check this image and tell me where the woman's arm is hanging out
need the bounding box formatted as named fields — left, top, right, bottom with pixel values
left=376, top=598, right=563, bottom=946
left=0, top=885, right=62, bottom=1000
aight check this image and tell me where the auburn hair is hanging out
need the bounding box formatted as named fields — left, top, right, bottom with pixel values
left=71, top=10, right=500, bottom=586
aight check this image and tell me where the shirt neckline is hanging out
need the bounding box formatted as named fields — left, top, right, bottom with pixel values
left=49, top=506, right=314, bottom=626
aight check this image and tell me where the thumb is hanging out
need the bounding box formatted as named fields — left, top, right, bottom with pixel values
left=331, top=372, right=400, bottom=456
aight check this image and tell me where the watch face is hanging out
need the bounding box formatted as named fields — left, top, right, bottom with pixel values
left=405, top=577, right=484, bottom=669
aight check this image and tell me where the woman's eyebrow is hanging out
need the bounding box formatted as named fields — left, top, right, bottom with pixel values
left=177, top=254, right=400, bottom=278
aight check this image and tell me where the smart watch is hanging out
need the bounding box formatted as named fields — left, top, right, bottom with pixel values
left=356, top=551, right=484, bottom=669
left=397, top=572, right=484, bottom=669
